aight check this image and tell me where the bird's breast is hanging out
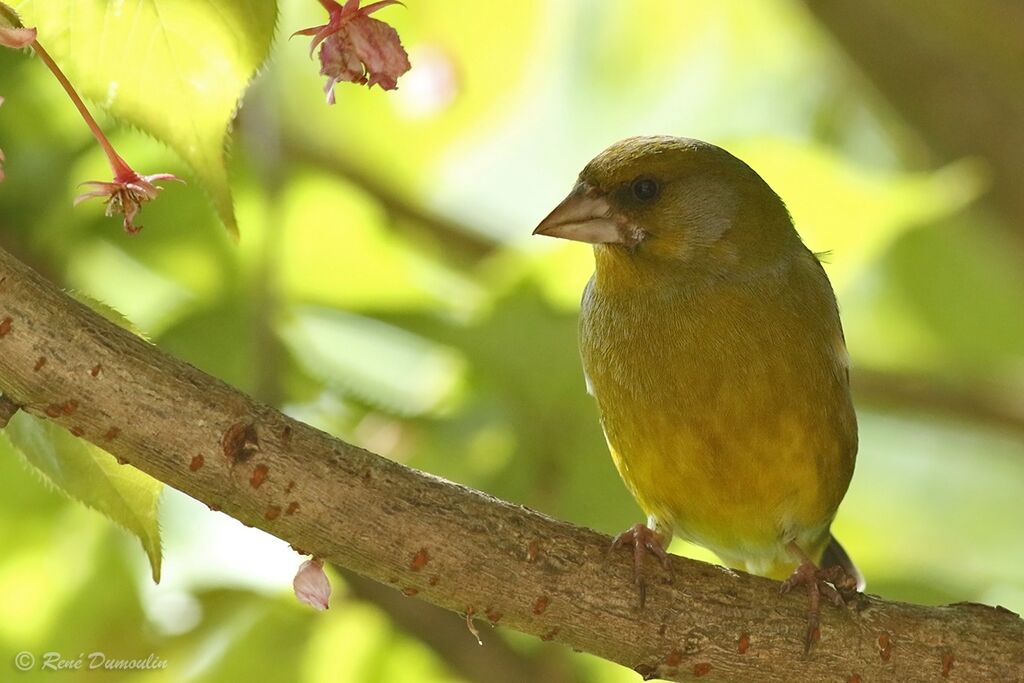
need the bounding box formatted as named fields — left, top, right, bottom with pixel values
left=579, top=259, right=857, bottom=561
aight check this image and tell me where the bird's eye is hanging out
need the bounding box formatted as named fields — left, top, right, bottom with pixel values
left=631, top=177, right=660, bottom=202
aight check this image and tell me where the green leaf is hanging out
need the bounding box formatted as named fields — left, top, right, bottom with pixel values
left=279, top=306, right=466, bottom=416
left=11, top=0, right=279, bottom=237
left=729, top=138, right=984, bottom=292
left=2, top=411, right=163, bottom=582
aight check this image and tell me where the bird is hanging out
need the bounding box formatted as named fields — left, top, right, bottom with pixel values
left=533, top=136, right=862, bottom=649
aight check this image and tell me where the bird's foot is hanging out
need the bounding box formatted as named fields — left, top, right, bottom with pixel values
left=780, top=560, right=859, bottom=653
left=609, top=523, right=672, bottom=608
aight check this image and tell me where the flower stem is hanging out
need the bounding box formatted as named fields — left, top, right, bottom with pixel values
left=29, top=39, right=132, bottom=179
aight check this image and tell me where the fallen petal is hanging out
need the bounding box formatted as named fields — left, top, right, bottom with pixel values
left=293, top=558, right=332, bottom=610
left=0, top=25, right=36, bottom=49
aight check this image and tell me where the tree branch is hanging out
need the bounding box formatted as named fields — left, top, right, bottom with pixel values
left=0, top=392, right=19, bottom=428
left=1, top=245, right=1022, bottom=682
left=282, top=133, right=499, bottom=263
left=853, top=369, right=1024, bottom=441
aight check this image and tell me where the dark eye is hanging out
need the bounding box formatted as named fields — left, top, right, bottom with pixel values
left=631, top=177, right=660, bottom=202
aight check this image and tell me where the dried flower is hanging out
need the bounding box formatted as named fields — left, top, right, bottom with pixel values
left=74, top=166, right=181, bottom=234
left=294, top=0, right=411, bottom=103
left=293, top=557, right=332, bottom=610
left=12, top=33, right=184, bottom=234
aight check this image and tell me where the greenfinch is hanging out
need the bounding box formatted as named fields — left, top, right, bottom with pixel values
left=534, top=136, right=861, bottom=645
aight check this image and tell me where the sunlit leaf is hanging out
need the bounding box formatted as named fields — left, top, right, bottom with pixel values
left=11, top=0, right=279, bottom=236
left=276, top=173, right=481, bottom=313
left=3, top=412, right=163, bottom=582
left=731, top=138, right=983, bottom=290
left=279, top=306, right=465, bottom=416
left=857, top=217, right=1024, bottom=373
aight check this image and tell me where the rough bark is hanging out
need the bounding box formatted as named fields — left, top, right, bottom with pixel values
left=1, top=245, right=1022, bottom=682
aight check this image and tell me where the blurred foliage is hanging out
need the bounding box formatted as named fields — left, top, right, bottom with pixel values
left=1, top=0, right=1023, bottom=681
left=3, top=412, right=163, bottom=583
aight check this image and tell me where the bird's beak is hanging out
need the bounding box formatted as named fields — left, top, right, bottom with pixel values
left=532, top=183, right=625, bottom=245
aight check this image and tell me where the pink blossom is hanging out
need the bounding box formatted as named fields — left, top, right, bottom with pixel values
left=0, top=25, right=36, bottom=49
left=74, top=166, right=182, bottom=235
left=294, top=0, right=411, bottom=104
left=2, top=20, right=183, bottom=233
left=293, top=558, right=332, bottom=610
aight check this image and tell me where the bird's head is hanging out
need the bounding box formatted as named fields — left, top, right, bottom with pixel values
left=533, top=136, right=800, bottom=286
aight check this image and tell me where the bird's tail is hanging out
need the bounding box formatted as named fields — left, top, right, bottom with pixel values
left=822, top=535, right=865, bottom=591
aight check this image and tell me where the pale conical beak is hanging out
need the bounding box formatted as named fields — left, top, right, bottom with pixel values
left=532, top=184, right=624, bottom=244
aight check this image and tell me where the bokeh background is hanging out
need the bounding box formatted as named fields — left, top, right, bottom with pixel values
left=2, top=0, right=1023, bottom=681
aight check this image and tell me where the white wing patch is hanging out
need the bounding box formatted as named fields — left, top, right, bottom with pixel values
left=584, top=368, right=594, bottom=396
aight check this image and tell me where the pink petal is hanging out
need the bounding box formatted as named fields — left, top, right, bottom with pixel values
left=77, top=180, right=122, bottom=190
left=0, top=26, right=36, bottom=49
left=292, top=25, right=323, bottom=37
left=357, top=1, right=402, bottom=18
left=140, top=173, right=184, bottom=191
left=293, top=558, right=332, bottom=610
left=342, top=16, right=410, bottom=90
left=125, top=183, right=160, bottom=200
left=294, top=23, right=342, bottom=56
left=73, top=190, right=115, bottom=206
left=320, top=34, right=368, bottom=101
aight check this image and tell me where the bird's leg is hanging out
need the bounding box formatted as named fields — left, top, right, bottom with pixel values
left=609, top=517, right=672, bottom=608
left=780, top=541, right=858, bottom=653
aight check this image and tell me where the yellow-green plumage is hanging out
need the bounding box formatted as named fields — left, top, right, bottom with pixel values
left=538, top=136, right=857, bottom=580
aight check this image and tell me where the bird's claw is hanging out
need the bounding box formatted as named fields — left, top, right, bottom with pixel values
left=780, top=560, right=859, bottom=653
left=609, top=523, right=671, bottom=608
